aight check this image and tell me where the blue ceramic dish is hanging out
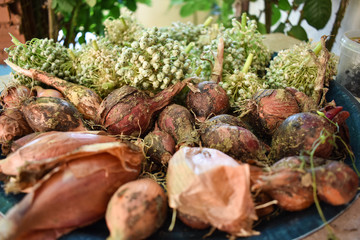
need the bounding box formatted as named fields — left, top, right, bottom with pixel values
left=0, top=80, right=359, bottom=240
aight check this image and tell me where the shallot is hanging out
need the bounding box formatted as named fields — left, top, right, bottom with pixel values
left=157, top=103, right=199, bottom=149
left=200, top=123, right=268, bottom=164
left=105, top=178, right=167, bottom=240
left=97, top=79, right=189, bottom=136
left=0, top=108, right=33, bottom=155
left=5, top=60, right=101, bottom=122
left=0, top=141, right=143, bottom=240
left=20, top=97, right=87, bottom=132
left=167, top=147, right=258, bottom=237
left=0, top=131, right=119, bottom=176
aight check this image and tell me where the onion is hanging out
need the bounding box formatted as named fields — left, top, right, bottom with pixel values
left=0, top=85, right=34, bottom=108
left=244, top=89, right=301, bottom=137
left=105, top=178, right=167, bottom=240
left=200, top=123, right=268, bottom=165
left=0, top=131, right=118, bottom=176
left=186, top=81, right=230, bottom=122
left=143, top=126, right=176, bottom=166
left=31, top=86, right=64, bottom=98
left=167, top=147, right=258, bottom=237
left=5, top=61, right=102, bottom=122
left=0, top=141, right=143, bottom=240
left=0, top=108, right=33, bottom=155
left=97, top=80, right=189, bottom=136
left=269, top=112, right=337, bottom=161
left=157, top=103, right=199, bottom=149
left=20, top=97, right=87, bottom=132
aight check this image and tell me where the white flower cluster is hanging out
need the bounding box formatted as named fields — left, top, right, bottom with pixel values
left=114, top=27, right=191, bottom=92
left=195, top=17, right=271, bottom=80
left=5, top=38, right=76, bottom=85
left=75, top=37, right=121, bottom=97
left=103, top=9, right=144, bottom=45
left=265, top=42, right=337, bottom=96
left=220, top=70, right=268, bottom=107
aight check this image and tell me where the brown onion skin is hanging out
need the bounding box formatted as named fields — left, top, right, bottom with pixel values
left=186, top=81, right=230, bottom=122
left=157, top=104, right=199, bottom=149
left=20, top=97, right=87, bottom=132
left=0, top=108, right=33, bottom=155
left=0, top=85, right=34, bottom=108
left=269, top=112, right=335, bottom=161
left=200, top=123, right=268, bottom=164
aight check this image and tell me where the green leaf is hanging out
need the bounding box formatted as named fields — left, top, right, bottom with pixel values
left=294, top=0, right=306, bottom=5
left=137, top=0, right=151, bottom=6
left=303, top=0, right=331, bottom=29
left=287, top=25, right=308, bottom=41
left=125, top=0, right=137, bottom=11
left=274, top=22, right=286, bottom=33
left=257, top=21, right=267, bottom=34
left=278, top=0, right=291, bottom=11
left=85, top=0, right=96, bottom=7
left=271, top=4, right=281, bottom=26
left=180, top=2, right=196, bottom=17
left=54, top=0, right=75, bottom=14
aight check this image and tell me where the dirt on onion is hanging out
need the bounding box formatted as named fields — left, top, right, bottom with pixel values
left=20, top=97, right=87, bottom=132
left=157, top=103, right=199, bottom=149
left=105, top=178, right=167, bottom=240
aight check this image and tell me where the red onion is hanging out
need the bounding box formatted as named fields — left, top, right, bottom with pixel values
left=186, top=81, right=230, bottom=122
left=98, top=80, right=188, bottom=136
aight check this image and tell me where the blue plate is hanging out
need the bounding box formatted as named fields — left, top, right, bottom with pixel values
left=0, top=80, right=359, bottom=240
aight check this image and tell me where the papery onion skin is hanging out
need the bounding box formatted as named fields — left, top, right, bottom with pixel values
left=186, top=81, right=230, bottom=122
left=106, top=178, right=167, bottom=240
left=20, top=97, right=87, bottom=132
left=0, top=141, right=143, bottom=240
left=0, top=131, right=118, bottom=176
left=0, top=108, right=33, bottom=155
left=167, top=147, right=259, bottom=237
left=0, top=85, right=34, bottom=108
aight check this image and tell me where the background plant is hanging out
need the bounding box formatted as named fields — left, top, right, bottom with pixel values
left=170, top=0, right=349, bottom=51
left=48, top=0, right=151, bottom=47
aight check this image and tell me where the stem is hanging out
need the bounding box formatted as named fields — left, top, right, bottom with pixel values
left=64, top=2, right=82, bottom=47
left=9, top=33, right=23, bottom=46
left=312, top=42, right=322, bottom=56
left=309, top=138, right=337, bottom=238
left=47, top=0, right=57, bottom=40
left=168, top=208, right=177, bottom=231
left=184, top=42, right=195, bottom=54
left=241, top=53, right=254, bottom=74
left=211, top=37, right=224, bottom=83
left=264, top=0, right=272, bottom=33
left=326, top=0, right=349, bottom=51
left=92, top=40, right=99, bottom=51
left=203, top=16, right=213, bottom=27
left=238, top=12, right=247, bottom=39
